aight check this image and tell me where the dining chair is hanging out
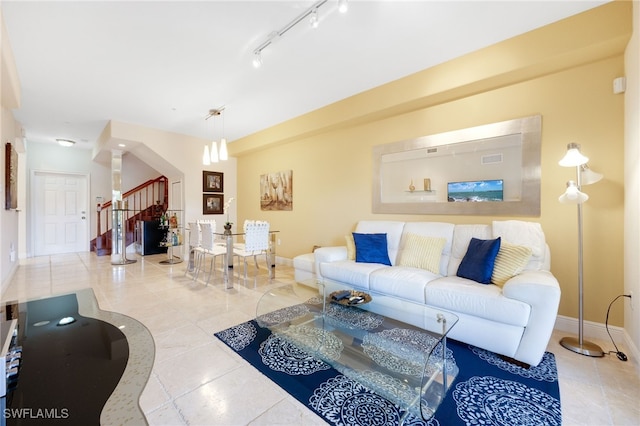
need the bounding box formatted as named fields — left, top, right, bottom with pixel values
left=199, top=221, right=227, bottom=285
left=185, top=222, right=204, bottom=280
left=232, top=220, right=271, bottom=280
left=232, top=219, right=252, bottom=251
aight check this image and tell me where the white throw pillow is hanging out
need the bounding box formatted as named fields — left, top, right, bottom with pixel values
left=398, top=233, right=446, bottom=274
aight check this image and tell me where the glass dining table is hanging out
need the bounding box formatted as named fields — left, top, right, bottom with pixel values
left=208, top=230, right=279, bottom=289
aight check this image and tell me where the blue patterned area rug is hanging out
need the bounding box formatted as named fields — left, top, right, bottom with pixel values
left=215, top=319, right=561, bottom=426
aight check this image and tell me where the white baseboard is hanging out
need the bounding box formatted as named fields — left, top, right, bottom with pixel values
left=554, top=315, right=624, bottom=344
left=555, top=315, right=640, bottom=371
left=276, top=256, right=293, bottom=267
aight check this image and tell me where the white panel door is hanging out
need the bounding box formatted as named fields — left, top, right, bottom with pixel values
left=33, top=172, right=88, bottom=256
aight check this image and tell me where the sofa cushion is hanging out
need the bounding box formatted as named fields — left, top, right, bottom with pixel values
left=370, top=267, right=440, bottom=304
left=425, top=276, right=531, bottom=327
left=491, top=242, right=533, bottom=287
left=319, top=261, right=385, bottom=289
left=353, top=233, right=392, bottom=265
left=448, top=224, right=492, bottom=276
left=398, top=233, right=446, bottom=274
left=456, top=237, right=501, bottom=284
left=492, top=220, right=546, bottom=268
left=293, top=253, right=316, bottom=283
left=355, top=221, right=405, bottom=265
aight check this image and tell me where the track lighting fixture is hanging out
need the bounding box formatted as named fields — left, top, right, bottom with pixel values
left=251, top=0, right=348, bottom=67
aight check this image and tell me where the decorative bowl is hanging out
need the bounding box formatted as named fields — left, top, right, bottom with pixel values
left=329, top=290, right=372, bottom=306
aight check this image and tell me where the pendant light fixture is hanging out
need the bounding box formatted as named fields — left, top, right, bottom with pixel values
left=210, top=140, right=219, bottom=163
left=219, top=109, right=228, bottom=161
left=203, top=107, right=227, bottom=165
left=203, top=144, right=211, bottom=166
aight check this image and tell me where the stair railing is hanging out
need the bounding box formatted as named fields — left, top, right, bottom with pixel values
left=93, top=176, right=168, bottom=255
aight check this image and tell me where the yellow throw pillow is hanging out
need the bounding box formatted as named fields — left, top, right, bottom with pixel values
left=398, top=233, right=446, bottom=274
left=491, top=242, right=533, bottom=287
left=345, top=234, right=356, bottom=260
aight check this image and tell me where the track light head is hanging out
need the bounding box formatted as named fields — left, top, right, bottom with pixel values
left=252, top=51, right=263, bottom=68
left=310, top=9, right=319, bottom=28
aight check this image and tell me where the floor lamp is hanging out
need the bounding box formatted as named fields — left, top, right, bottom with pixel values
left=558, top=143, right=604, bottom=357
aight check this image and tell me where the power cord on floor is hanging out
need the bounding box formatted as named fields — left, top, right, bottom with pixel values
left=605, top=294, right=631, bottom=362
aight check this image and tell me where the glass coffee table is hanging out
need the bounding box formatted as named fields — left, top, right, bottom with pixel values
left=256, top=281, right=458, bottom=422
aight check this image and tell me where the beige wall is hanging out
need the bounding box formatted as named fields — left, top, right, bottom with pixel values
left=103, top=121, right=239, bottom=232
left=624, top=1, right=640, bottom=360
left=231, top=2, right=631, bottom=326
left=1, top=9, right=21, bottom=293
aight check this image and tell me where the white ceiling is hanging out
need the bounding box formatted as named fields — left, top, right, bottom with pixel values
left=2, top=1, right=608, bottom=151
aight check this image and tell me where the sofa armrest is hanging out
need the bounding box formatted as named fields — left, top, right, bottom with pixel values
left=314, top=246, right=348, bottom=279
left=503, top=270, right=561, bottom=366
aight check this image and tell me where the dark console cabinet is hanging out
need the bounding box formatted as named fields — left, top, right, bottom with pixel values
left=135, top=220, right=168, bottom=255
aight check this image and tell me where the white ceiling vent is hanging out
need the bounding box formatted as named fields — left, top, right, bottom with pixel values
left=482, top=153, right=503, bottom=165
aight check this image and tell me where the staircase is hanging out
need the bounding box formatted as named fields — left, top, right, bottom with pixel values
left=91, top=176, right=168, bottom=256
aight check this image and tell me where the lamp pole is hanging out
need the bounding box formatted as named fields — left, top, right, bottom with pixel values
left=559, top=152, right=604, bottom=357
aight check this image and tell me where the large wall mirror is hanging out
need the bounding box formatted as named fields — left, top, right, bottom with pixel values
left=373, top=115, right=541, bottom=216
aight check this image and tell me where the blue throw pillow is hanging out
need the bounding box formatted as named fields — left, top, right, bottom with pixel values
left=456, top=237, right=501, bottom=284
left=352, top=233, right=392, bottom=266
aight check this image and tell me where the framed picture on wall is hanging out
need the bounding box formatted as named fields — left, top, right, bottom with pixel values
left=203, top=171, right=223, bottom=193
left=203, top=193, right=223, bottom=215
left=260, top=170, right=293, bottom=211
left=5, top=142, right=17, bottom=210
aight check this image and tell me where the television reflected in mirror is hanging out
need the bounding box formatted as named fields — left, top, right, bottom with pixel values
left=447, top=179, right=504, bottom=202
left=372, top=115, right=541, bottom=216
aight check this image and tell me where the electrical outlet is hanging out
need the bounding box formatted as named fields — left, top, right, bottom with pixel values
left=630, top=291, right=634, bottom=311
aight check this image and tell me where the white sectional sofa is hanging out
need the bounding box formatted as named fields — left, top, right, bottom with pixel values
left=311, top=220, right=561, bottom=367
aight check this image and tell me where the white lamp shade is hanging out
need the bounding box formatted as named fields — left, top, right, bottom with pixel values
left=219, top=138, right=228, bottom=161
left=559, top=181, right=589, bottom=204
left=580, top=164, right=603, bottom=185
left=210, top=141, right=219, bottom=163
left=559, top=143, right=589, bottom=167
left=202, top=145, right=211, bottom=166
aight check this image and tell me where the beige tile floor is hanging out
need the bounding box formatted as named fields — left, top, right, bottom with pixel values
left=3, top=252, right=639, bottom=425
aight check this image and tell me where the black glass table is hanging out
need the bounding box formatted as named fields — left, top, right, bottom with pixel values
left=2, top=289, right=154, bottom=425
